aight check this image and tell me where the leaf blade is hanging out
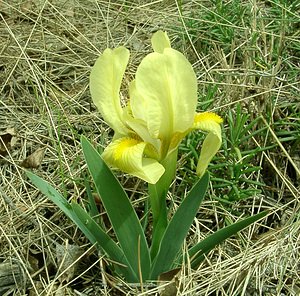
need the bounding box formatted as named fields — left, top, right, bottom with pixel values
left=189, top=211, right=268, bottom=268
left=81, top=136, right=151, bottom=281
left=26, top=171, right=135, bottom=281
left=150, top=172, right=209, bottom=279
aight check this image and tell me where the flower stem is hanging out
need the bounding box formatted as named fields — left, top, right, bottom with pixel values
left=148, top=149, right=178, bottom=260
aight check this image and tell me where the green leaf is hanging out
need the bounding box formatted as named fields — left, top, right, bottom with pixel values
left=70, top=203, right=137, bottom=280
left=26, top=171, right=135, bottom=281
left=81, top=136, right=151, bottom=282
left=150, top=172, right=209, bottom=279
left=189, top=210, right=268, bottom=268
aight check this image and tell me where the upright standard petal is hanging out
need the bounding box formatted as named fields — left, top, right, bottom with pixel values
left=90, top=47, right=129, bottom=134
left=132, top=48, right=197, bottom=144
left=102, top=137, right=165, bottom=184
left=128, top=80, right=148, bottom=124
left=151, top=30, right=171, bottom=53
left=194, top=112, right=223, bottom=177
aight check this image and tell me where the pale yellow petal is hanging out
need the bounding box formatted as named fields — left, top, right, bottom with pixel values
left=129, top=80, right=148, bottom=123
left=132, top=48, right=197, bottom=142
left=125, top=117, right=161, bottom=157
left=102, top=137, right=165, bottom=184
left=90, top=47, right=129, bottom=134
left=194, top=112, right=223, bottom=177
left=196, top=130, right=222, bottom=177
left=151, top=30, right=171, bottom=53
left=122, top=97, right=161, bottom=155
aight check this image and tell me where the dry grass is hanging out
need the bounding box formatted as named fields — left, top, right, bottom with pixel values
left=0, top=0, right=299, bottom=295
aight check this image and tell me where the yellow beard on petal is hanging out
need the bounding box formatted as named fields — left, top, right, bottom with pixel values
left=113, top=138, right=140, bottom=160
left=194, top=112, right=223, bottom=124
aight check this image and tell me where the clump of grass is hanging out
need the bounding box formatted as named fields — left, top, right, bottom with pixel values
left=0, top=0, right=299, bottom=295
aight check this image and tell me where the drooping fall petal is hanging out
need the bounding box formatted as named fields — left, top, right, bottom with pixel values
left=102, top=137, right=165, bottom=184
left=90, top=47, right=129, bottom=135
left=194, top=112, right=223, bottom=177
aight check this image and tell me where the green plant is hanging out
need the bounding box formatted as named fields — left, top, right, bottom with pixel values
left=27, top=136, right=267, bottom=282
left=179, top=0, right=251, bottom=54
left=27, top=31, right=267, bottom=283
left=213, top=104, right=267, bottom=201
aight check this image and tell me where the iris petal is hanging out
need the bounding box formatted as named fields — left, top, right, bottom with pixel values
left=90, top=47, right=129, bottom=134
left=102, top=137, right=165, bottom=184
left=132, top=48, right=197, bottom=142
left=125, top=117, right=161, bottom=156
left=194, top=112, right=223, bottom=177
left=129, top=80, right=148, bottom=124
left=151, top=30, right=171, bottom=53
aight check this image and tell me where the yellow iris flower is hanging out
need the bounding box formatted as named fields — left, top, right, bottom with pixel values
left=90, top=31, right=223, bottom=184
